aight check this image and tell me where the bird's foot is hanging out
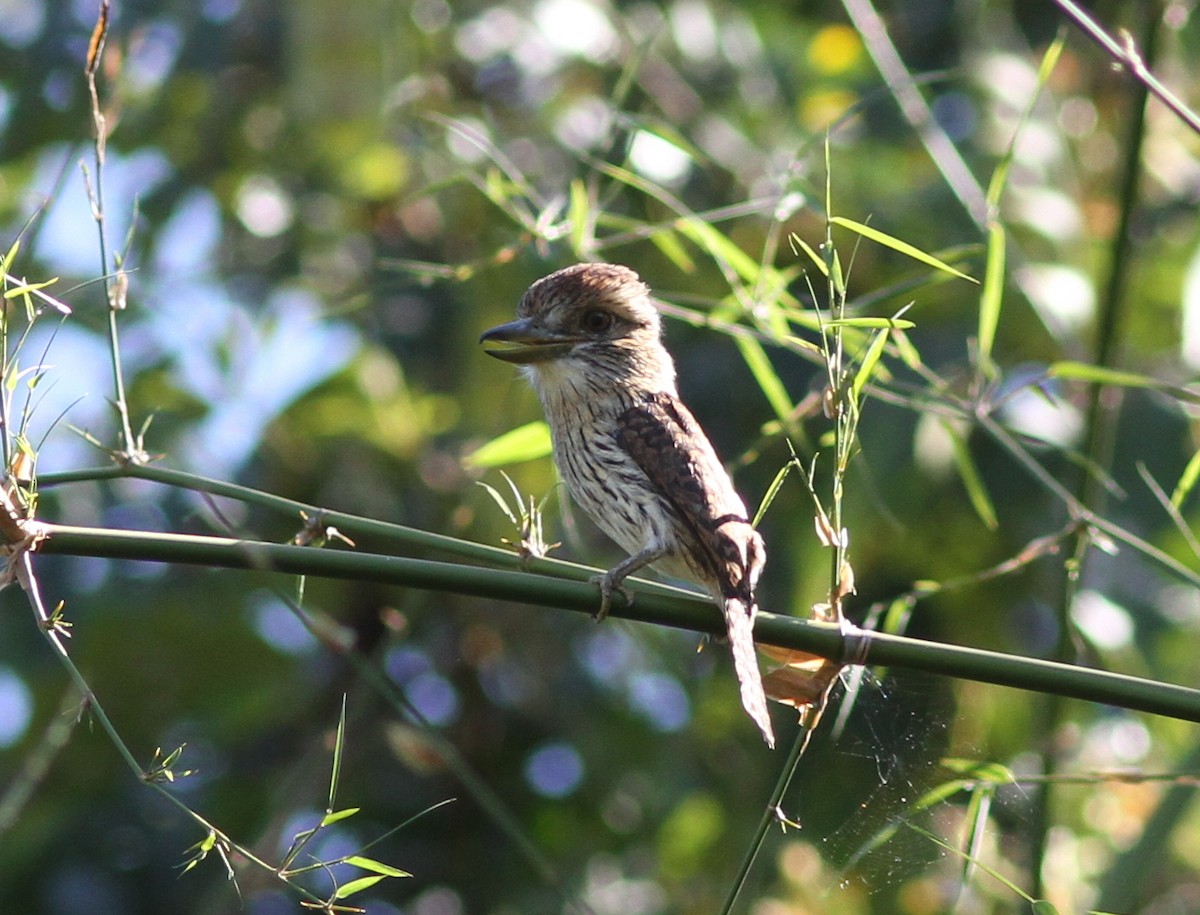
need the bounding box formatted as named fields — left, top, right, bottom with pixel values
left=588, top=570, right=634, bottom=622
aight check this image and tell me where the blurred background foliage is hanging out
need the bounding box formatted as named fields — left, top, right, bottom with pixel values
left=1, top=0, right=1200, bottom=913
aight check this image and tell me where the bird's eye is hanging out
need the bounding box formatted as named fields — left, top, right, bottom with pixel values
left=581, top=309, right=613, bottom=333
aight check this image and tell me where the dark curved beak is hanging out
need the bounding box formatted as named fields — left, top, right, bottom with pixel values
left=480, top=318, right=583, bottom=364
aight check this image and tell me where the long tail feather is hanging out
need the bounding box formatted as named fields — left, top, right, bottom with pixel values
left=724, top=597, right=774, bottom=748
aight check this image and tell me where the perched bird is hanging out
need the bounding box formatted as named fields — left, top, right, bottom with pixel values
left=481, top=263, right=774, bottom=748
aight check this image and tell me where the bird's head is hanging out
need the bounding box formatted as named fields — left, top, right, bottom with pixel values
left=481, top=263, right=676, bottom=395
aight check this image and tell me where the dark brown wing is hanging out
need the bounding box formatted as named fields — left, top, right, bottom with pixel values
left=615, top=392, right=761, bottom=602
left=617, top=392, right=774, bottom=747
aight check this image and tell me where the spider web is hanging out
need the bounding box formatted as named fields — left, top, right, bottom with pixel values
left=788, top=668, right=1026, bottom=904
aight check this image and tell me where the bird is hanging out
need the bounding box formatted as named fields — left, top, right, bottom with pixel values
left=480, top=263, right=775, bottom=748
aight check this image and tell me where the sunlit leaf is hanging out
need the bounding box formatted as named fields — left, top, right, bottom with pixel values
left=567, top=178, right=591, bottom=256
left=734, top=335, right=793, bottom=424
left=327, top=695, right=347, bottom=810
left=4, top=277, right=59, bottom=299
left=977, top=221, right=1006, bottom=372
left=464, top=421, right=552, bottom=468
left=850, top=328, right=889, bottom=405
left=945, top=420, right=999, bottom=530
left=334, top=875, right=386, bottom=899
left=752, top=458, right=795, bottom=527
left=1171, top=447, right=1200, bottom=509
left=789, top=233, right=828, bottom=277
left=1048, top=362, right=1200, bottom=404
left=823, top=317, right=915, bottom=329
left=830, top=216, right=977, bottom=283
left=648, top=228, right=696, bottom=272
left=343, top=856, right=411, bottom=878
left=321, top=807, right=360, bottom=827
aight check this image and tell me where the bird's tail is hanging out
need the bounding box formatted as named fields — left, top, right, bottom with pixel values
left=723, top=597, right=775, bottom=748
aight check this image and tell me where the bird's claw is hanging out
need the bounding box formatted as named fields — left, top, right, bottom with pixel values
left=589, top=571, right=634, bottom=622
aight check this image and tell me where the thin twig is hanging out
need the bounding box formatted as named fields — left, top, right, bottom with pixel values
left=1052, top=0, right=1200, bottom=137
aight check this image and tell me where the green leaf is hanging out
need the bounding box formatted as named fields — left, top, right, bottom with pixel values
left=334, top=875, right=386, bottom=899
left=824, top=317, right=915, bottom=330
left=987, top=35, right=1064, bottom=209
left=940, top=758, right=1016, bottom=783
left=789, top=233, right=828, bottom=277
left=675, top=216, right=761, bottom=284
left=567, top=178, right=591, bottom=256
left=892, top=329, right=923, bottom=370
left=752, top=458, right=795, bottom=527
left=1048, top=362, right=1200, bottom=404
left=945, top=420, right=999, bottom=530
left=0, top=238, right=19, bottom=274
left=1171, top=447, right=1200, bottom=509
left=648, top=228, right=697, bottom=273
left=911, top=778, right=971, bottom=811
left=344, top=855, right=412, bottom=878
left=977, top=221, right=1006, bottom=371
left=850, top=329, right=889, bottom=405
left=464, top=421, right=552, bottom=468
left=4, top=277, right=59, bottom=298
left=1031, top=901, right=1061, bottom=915
left=830, top=216, right=977, bottom=283
left=321, top=807, right=360, bottom=827
left=734, top=335, right=793, bottom=424
left=960, top=784, right=995, bottom=886
left=328, top=695, right=347, bottom=810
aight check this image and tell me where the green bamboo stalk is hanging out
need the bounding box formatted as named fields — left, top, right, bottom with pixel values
left=38, top=463, right=690, bottom=597
left=34, top=523, right=1200, bottom=724
left=1032, top=3, right=1160, bottom=896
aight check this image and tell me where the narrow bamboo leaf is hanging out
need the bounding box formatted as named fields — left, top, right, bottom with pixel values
left=344, top=856, right=412, bottom=878
left=912, top=778, right=971, bottom=811
left=567, top=178, right=590, bottom=256
left=734, top=335, right=793, bottom=424
left=477, top=481, right=519, bottom=525
left=830, top=216, right=977, bottom=283
left=940, top=758, right=1016, bottom=783
left=892, top=329, right=923, bottom=370
left=1171, top=448, right=1200, bottom=509
left=1048, top=361, right=1155, bottom=387
left=959, top=784, right=994, bottom=886
left=1, top=238, right=19, bottom=273
left=987, top=35, right=1065, bottom=208
left=464, top=421, right=552, bottom=468
left=328, top=695, right=347, bottom=810
left=321, top=808, right=360, bottom=828
left=1048, top=362, right=1200, bottom=403
left=906, top=823, right=1036, bottom=901
left=676, top=216, right=761, bottom=283
left=752, top=460, right=795, bottom=527
left=4, top=278, right=59, bottom=298
left=977, top=221, right=1006, bottom=370
left=850, top=329, right=889, bottom=405
left=648, top=228, right=696, bottom=272
left=334, top=875, right=386, bottom=899
left=824, top=317, right=915, bottom=330
left=1031, top=902, right=1060, bottom=915
left=945, top=420, right=999, bottom=530
left=788, top=233, right=829, bottom=277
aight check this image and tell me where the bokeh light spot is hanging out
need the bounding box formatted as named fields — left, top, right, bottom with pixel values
left=0, top=667, right=33, bottom=748
left=524, top=741, right=584, bottom=798
left=807, top=24, right=862, bottom=75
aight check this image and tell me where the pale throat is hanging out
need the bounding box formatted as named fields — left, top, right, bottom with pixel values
left=524, top=342, right=678, bottom=419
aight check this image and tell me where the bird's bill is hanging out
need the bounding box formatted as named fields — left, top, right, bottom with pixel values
left=479, top=318, right=583, bottom=363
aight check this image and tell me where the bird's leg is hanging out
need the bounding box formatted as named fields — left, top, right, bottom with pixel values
left=590, top=545, right=667, bottom=621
